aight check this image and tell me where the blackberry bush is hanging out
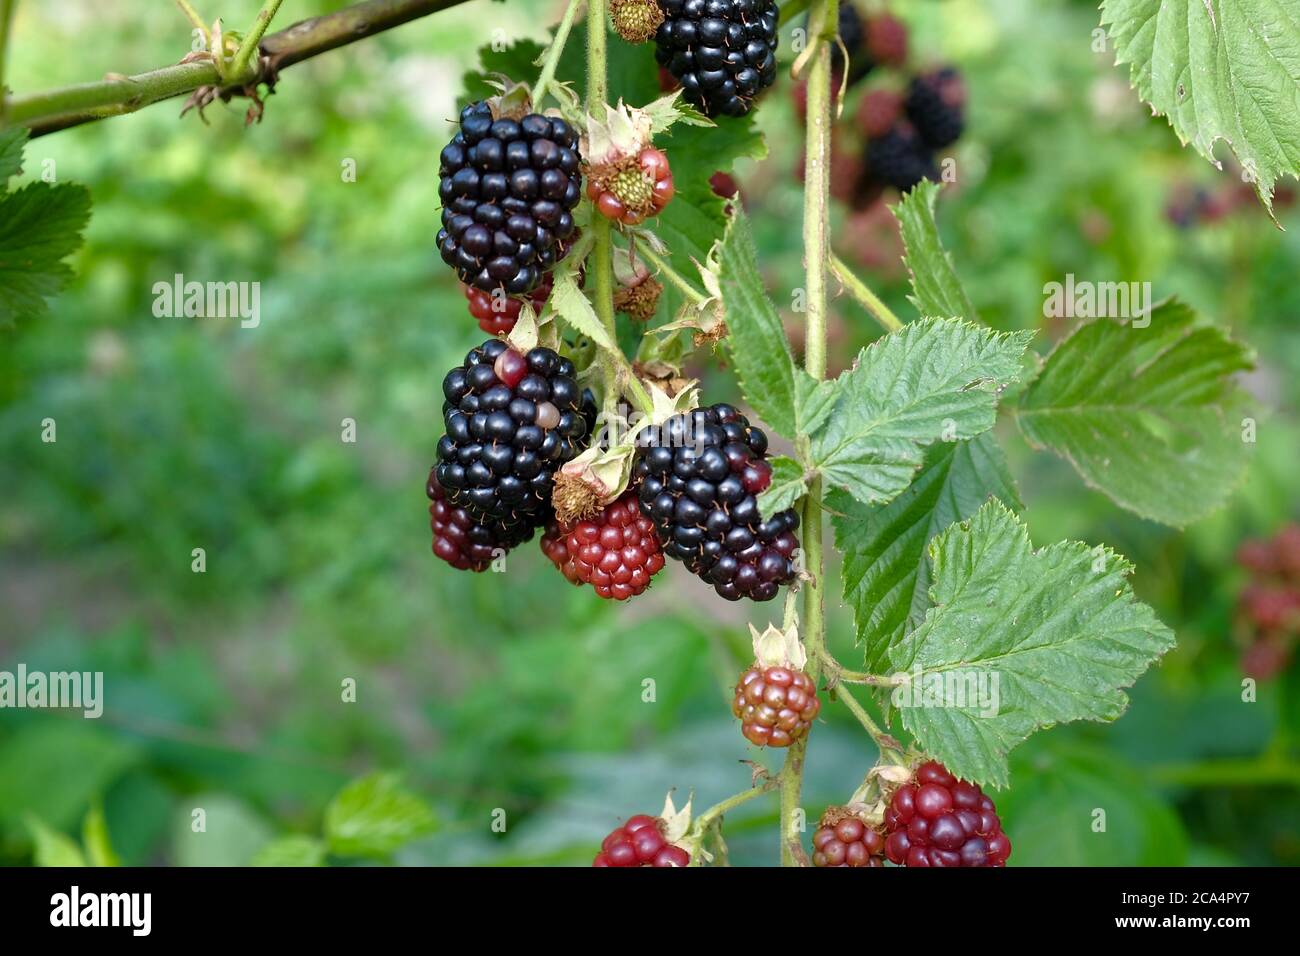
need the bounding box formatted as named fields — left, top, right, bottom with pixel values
left=437, top=101, right=583, bottom=294
left=654, top=0, right=780, bottom=117
left=434, top=339, right=596, bottom=537
left=633, top=403, right=799, bottom=602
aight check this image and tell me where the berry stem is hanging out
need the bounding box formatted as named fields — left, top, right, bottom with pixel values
left=833, top=680, right=903, bottom=757
left=822, top=653, right=903, bottom=687
left=636, top=241, right=709, bottom=305
left=586, top=0, right=621, bottom=418
left=230, top=0, right=284, bottom=82
left=776, top=0, right=836, bottom=867
left=532, top=0, right=583, bottom=106
left=829, top=252, right=904, bottom=333
left=174, top=1, right=209, bottom=36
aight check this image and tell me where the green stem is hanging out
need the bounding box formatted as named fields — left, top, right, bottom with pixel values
left=693, top=781, right=775, bottom=831
left=175, top=0, right=208, bottom=34
left=586, top=0, right=620, bottom=418
left=776, top=0, right=835, bottom=866
left=825, top=656, right=902, bottom=688
left=829, top=252, right=904, bottom=333
left=0, top=0, right=18, bottom=121
left=4, top=0, right=472, bottom=136
left=230, top=0, right=284, bottom=81
left=637, top=241, right=708, bottom=305
left=833, top=681, right=900, bottom=756
left=532, top=0, right=582, bottom=106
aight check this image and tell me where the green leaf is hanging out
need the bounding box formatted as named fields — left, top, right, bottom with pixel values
left=809, top=319, right=1031, bottom=505
left=171, top=795, right=274, bottom=867
left=0, top=722, right=138, bottom=833
left=893, top=180, right=977, bottom=321
left=26, top=816, right=88, bottom=867
left=1101, top=0, right=1300, bottom=215
left=1016, top=299, right=1254, bottom=527
left=758, top=455, right=807, bottom=519
left=251, top=835, right=327, bottom=867
left=0, top=181, right=93, bottom=325
left=82, top=803, right=121, bottom=867
left=551, top=259, right=616, bottom=352
left=716, top=204, right=823, bottom=440
left=890, top=500, right=1175, bottom=788
left=324, top=773, right=436, bottom=858
left=0, top=128, right=28, bottom=183
left=832, top=433, right=1023, bottom=672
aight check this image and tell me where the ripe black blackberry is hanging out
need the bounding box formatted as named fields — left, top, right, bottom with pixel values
left=865, top=121, right=937, bottom=193
left=633, top=403, right=799, bottom=602
left=426, top=468, right=536, bottom=571
left=435, top=339, right=597, bottom=534
left=437, top=102, right=583, bottom=295
left=653, top=0, right=780, bottom=118
left=904, top=67, right=965, bottom=149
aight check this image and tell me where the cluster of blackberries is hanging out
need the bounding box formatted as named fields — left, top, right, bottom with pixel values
left=654, top=0, right=781, bottom=118
left=438, top=101, right=583, bottom=302
left=633, top=403, right=799, bottom=602
left=1235, top=524, right=1300, bottom=679
left=883, top=761, right=1011, bottom=867
left=428, top=339, right=596, bottom=570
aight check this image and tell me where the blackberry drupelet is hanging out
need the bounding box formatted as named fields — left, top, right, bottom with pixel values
left=426, top=468, right=536, bottom=571
left=865, top=121, right=937, bottom=193
left=633, top=403, right=799, bottom=602
left=904, top=67, right=965, bottom=149
left=653, top=0, right=780, bottom=118
left=437, top=102, right=583, bottom=295
left=435, top=339, right=597, bottom=535
left=882, top=760, right=1012, bottom=867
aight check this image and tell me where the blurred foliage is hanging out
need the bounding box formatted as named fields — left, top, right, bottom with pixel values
left=1, top=0, right=1297, bottom=867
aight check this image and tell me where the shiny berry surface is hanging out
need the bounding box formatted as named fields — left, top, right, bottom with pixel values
left=592, top=815, right=690, bottom=867
left=882, top=760, right=1011, bottom=867
left=812, top=809, right=885, bottom=867
left=732, top=664, right=820, bottom=746
left=540, top=489, right=666, bottom=600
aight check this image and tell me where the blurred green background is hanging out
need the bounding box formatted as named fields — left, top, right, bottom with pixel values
left=1, top=0, right=1297, bottom=867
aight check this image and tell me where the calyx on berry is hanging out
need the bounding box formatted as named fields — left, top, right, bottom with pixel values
left=551, top=442, right=635, bottom=526
left=593, top=792, right=694, bottom=867
left=582, top=102, right=675, bottom=224
left=613, top=251, right=663, bottom=321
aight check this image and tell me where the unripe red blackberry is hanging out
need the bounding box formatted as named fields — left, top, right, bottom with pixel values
left=904, top=67, right=965, bottom=149
left=732, top=662, right=820, bottom=746
left=633, top=403, right=799, bottom=602
left=863, top=12, right=908, bottom=68
left=435, top=339, right=597, bottom=534
left=856, top=88, right=904, bottom=140
left=654, top=0, right=780, bottom=118
left=588, top=147, right=675, bottom=224
left=437, top=101, right=583, bottom=294
left=541, top=489, right=667, bottom=599
left=812, top=808, right=885, bottom=867
left=883, top=760, right=1011, bottom=867
left=462, top=273, right=553, bottom=336
left=426, top=469, right=535, bottom=571
left=592, top=814, right=691, bottom=867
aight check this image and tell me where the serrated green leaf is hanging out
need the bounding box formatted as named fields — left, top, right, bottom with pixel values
left=716, top=204, right=823, bottom=440
left=889, top=500, right=1175, bottom=789
left=551, top=262, right=616, bottom=352
left=0, top=181, right=93, bottom=324
left=324, top=773, right=436, bottom=858
left=251, top=835, right=327, bottom=867
left=832, top=433, right=1023, bottom=672
left=643, top=91, right=714, bottom=132
left=893, top=180, right=977, bottom=321
left=0, top=128, right=28, bottom=183
left=1016, top=299, right=1254, bottom=527
left=1101, top=0, right=1300, bottom=215
left=758, top=455, right=806, bottom=519
left=26, top=816, right=87, bottom=867
left=809, top=319, right=1031, bottom=505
